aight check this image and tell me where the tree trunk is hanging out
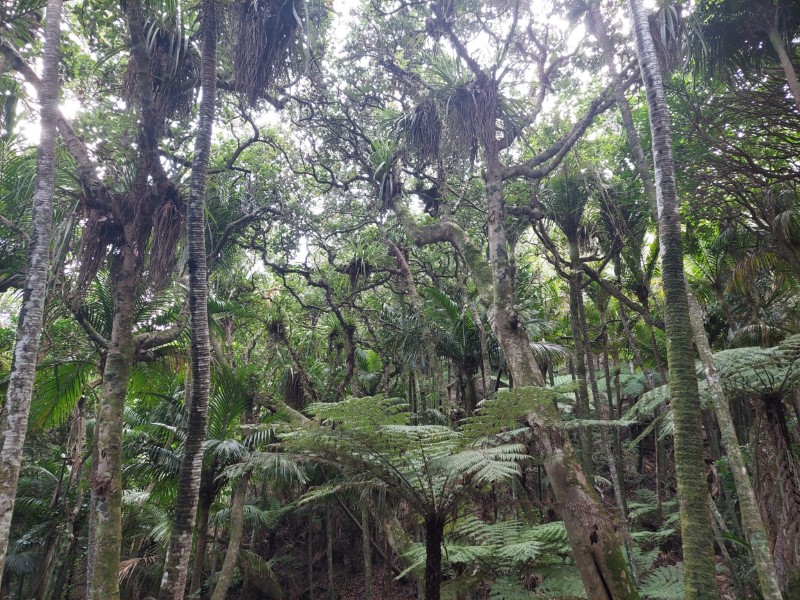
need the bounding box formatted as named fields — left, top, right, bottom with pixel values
left=383, top=232, right=447, bottom=417
left=587, top=0, right=657, bottom=214
left=413, top=219, right=639, bottom=599
left=483, top=168, right=638, bottom=597
left=754, top=394, right=800, bottom=594
left=189, top=497, right=211, bottom=595
left=687, top=294, right=783, bottom=600
left=424, top=514, right=444, bottom=600
left=0, top=0, right=62, bottom=582
left=325, top=507, right=334, bottom=600
left=307, top=512, right=314, bottom=598
left=600, top=311, right=628, bottom=518
left=628, top=1, right=717, bottom=597
left=767, top=26, right=800, bottom=115
left=568, top=274, right=595, bottom=478
left=90, top=241, right=141, bottom=600
left=361, top=503, right=373, bottom=600
left=210, top=472, right=250, bottom=600
left=159, top=2, right=217, bottom=598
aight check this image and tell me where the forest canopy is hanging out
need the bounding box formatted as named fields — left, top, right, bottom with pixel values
left=2, top=1, right=800, bottom=599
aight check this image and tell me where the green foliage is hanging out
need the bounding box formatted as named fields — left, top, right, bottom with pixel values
left=488, top=576, right=534, bottom=600
left=639, top=564, right=685, bottom=600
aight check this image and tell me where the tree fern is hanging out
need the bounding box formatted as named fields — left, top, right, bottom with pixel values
left=639, top=564, right=685, bottom=600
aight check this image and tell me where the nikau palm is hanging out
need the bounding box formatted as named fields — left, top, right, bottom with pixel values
left=158, top=1, right=218, bottom=597
left=628, top=0, right=718, bottom=597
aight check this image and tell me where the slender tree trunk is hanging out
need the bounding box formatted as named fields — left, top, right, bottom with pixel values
left=601, top=313, right=628, bottom=518
left=424, top=514, right=444, bottom=600
left=325, top=507, right=334, bottom=600
left=383, top=232, right=447, bottom=415
left=159, top=2, right=218, bottom=598
left=85, top=403, right=100, bottom=600
left=210, top=472, right=250, bottom=600
left=587, top=0, right=657, bottom=213
left=688, top=294, right=783, bottom=600
left=628, top=1, right=717, bottom=597
left=0, top=0, right=62, bottom=582
left=767, top=26, right=800, bottom=115
left=189, top=497, right=211, bottom=595
left=568, top=274, right=594, bottom=478
left=90, top=248, right=139, bottom=600
left=307, top=512, right=314, bottom=598
left=362, top=503, right=373, bottom=600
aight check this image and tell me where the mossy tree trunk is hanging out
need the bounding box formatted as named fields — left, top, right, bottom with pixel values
left=210, top=471, right=250, bottom=600
left=568, top=272, right=595, bottom=478
left=0, top=0, right=62, bottom=582
left=688, top=294, right=783, bottom=600
left=627, top=1, right=718, bottom=597
left=90, top=244, right=139, bottom=600
left=362, top=503, right=373, bottom=600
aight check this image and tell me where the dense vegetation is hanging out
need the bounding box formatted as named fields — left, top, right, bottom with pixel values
left=2, top=0, right=800, bottom=599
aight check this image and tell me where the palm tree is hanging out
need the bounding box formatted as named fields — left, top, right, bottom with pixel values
left=627, top=1, right=717, bottom=598
left=0, top=0, right=62, bottom=583
left=157, top=0, right=218, bottom=596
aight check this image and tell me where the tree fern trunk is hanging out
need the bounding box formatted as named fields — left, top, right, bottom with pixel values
left=159, top=2, right=218, bottom=597
left=362, top=503, right=373, bottom=600
left=424, top=514, right=444, bottom=600
left=0, top=0, right=62, bottom=583
left=326, top=506, right=334, bottom=600
left=627, top=1, right=717, bottom=597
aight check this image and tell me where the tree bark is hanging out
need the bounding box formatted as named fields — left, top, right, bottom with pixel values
left=424, top=514, right=444, bottom=600
left=627, top=1, right=718, bottom=597
left=210, top=472, right=250, bottom=600
left=568, top=274, right=595, bottom=478
left=90, top=248, right=139, bottom=600
left=362, top=503, right=373, bottom=600
left=325, top=506, right=334, bottom=600
left=159, top=1, right=218, bottom=597
left=688, top=294, right=783, bottom=600
left=189, top=497, right=211, bottom=595
left=587, top=0, right=657, bottom=215
left=767, top=26, right=800, bottom=115
left=0, top=0, right=62, bottom=583
left=307, top=512, right=314, bottom=597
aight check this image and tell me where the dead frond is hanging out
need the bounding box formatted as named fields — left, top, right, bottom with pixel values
left=233, top=0, right=305, bottom=105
